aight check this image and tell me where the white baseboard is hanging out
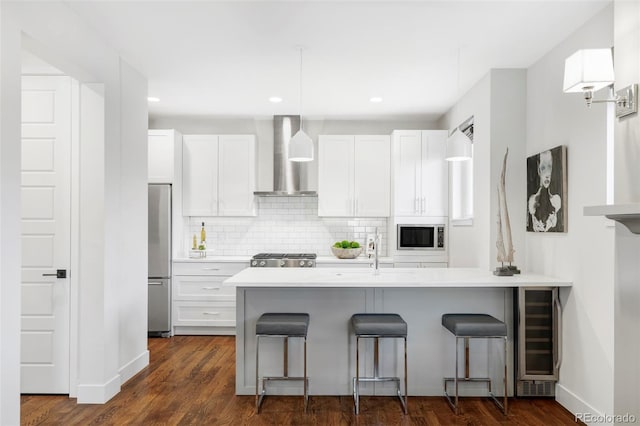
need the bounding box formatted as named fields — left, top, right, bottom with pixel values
left=76, top=374, right=121, bottom=404
left=556, top=383, right=606, bottom=425
left=119, top=350, right=149, bottom=385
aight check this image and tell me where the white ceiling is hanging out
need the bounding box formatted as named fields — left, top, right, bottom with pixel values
left=65, top=0, right=610, bottom=120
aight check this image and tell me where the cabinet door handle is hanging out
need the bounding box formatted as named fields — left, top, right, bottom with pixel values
left=554, top=295, right=563, bottom=371
left=203, top=312, right=220, bottom=316
left=422, top=197, right=426, bottom=214
left=202, top=268, right=220, bottom=271
left=415, top=197, right=419, bottom=214
left=201, top=287, right=220, bottom=291
left=355, top=197, right=358, bottom=215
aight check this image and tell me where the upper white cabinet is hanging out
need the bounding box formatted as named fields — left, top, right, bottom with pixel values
left=318, top=135, right=390, bottom=217
left=182, top=134, right=256, bottom=217
left=148, top=129, right=182, bottom=183
left=392, top=130, right=448, bottom=217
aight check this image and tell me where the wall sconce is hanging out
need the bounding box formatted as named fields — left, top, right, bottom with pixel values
left=446, top=116, right=474, bottom=161
left=563, top=48, right=637, bottom=118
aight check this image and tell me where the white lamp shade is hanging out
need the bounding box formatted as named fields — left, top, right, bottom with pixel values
left=288, top=129, right=314, bottom=162
left=445, top=130, right=472, bottom=161
left=563, top=48, right=614, bottom=93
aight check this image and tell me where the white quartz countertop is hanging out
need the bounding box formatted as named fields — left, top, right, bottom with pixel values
left=223, top=267, right=572, bottom=288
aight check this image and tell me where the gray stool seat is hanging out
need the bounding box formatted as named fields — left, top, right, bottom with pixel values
left=351, top=313, right=408, bottom=415
left=255, top=312, right=310, bottom=414
left=256, top=313, right=309, bottom=336
left=441, top=313, right=507, bottom=416
left=442, top=314, right=507, bottom=337
left=351, top=313, right=407, bottom=337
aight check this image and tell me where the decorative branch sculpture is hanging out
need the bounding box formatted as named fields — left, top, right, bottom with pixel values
left=494, top=148, right=520, bottom=276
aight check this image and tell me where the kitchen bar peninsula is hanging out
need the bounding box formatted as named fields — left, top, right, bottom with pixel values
left=224, top=267, right=571, bottom=397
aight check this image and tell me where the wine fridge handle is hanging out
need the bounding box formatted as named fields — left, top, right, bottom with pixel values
left=554, top=294, right=563, bottom=371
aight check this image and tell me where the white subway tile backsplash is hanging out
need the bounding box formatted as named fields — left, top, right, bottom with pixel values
left=186, top=197, right=387, bottom=256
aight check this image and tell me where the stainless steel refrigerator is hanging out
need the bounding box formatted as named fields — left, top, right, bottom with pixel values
left=148, top=184, right=172, bottom=337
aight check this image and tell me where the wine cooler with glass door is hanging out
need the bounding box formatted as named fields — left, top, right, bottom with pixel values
left=515, top=287, right=561, bottom=397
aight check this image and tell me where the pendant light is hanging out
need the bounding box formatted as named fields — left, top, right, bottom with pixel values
left=288, top=47, right=314, bottom=162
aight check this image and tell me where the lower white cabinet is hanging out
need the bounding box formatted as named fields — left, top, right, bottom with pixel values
left=172, top=260, right=247, bottom=335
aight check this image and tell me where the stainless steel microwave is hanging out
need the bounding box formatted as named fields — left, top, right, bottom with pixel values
left=397, top=224, right=445, bottom=251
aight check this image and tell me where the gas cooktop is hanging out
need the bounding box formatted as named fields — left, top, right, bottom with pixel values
left=250, top=253, right=317, bottom=267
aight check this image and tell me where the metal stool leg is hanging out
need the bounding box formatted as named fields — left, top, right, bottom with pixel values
left=255, top=336, right=262, bottom=413
left=402, top=336, right=408, bottom=414
left=503, top=336, right=508, bottom=415
left=304, top=336, right=308, bottom=412
left=354, top=336, right=360, bottom=414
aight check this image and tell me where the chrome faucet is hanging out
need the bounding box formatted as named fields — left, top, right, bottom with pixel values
left=373, top=228, right=380, bottom=274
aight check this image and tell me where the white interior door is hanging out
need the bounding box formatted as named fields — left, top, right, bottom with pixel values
left=20, top=75, right=71, bottom=393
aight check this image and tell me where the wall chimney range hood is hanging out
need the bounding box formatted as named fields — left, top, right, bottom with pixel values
left=254, top=115, right=317, bottom=197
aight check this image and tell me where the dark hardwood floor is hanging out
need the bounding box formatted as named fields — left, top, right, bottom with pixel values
left=22, top=336, right=581, bottom=425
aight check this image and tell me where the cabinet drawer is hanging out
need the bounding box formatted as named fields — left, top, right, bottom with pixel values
left=173, top=275, right=235, bottom=301
left=173, top=301, right=236, bottom=327
left=173, top=261, right=247, bottom=276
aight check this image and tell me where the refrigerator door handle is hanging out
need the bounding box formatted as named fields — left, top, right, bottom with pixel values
left=554, top=293, right=563, bottom=371
left=149, top=281, right=165, bottom=286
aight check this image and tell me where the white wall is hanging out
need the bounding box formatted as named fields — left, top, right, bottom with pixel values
left=612, top=0, right=640, bottom=419
left=117, top=60, right=149, bottom=383
left=0, top=8, right=23, bottom=426
left=0, top=1, right=149, bottom=419
left=438, top=73, right=491, bottom=268
left=526, top=4, right=614, bottom=420
left=439, top=69, right=527, bottom=270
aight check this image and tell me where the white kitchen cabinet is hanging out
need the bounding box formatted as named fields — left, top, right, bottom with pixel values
left=172, top=260, right=248, bottom=335
left=218, top=135, right=256, bottom=216
left=182, top=134, right=256, bottom=217
left=318, top=135, right=390, bottom=217
left=392, top=130, right=448, bottom=217
left=148, top=129, right=182, bottom=183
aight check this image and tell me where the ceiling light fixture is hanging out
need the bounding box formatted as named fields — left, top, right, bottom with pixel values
left=288, top=47, right=314, bottom=162
left=369, top=97, right=383, bottom=103
left=563, top=48, right=637, bottom=118
left=269, top=96, right=283, bottom=103
left=147, top=97, right=160, bottom=103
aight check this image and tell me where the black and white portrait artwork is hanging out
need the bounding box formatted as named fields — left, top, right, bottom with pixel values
left=526, top=146, right=567, bottom=233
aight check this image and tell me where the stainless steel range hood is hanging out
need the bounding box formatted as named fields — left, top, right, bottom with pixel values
left=254, top=115, right=316, bottom=197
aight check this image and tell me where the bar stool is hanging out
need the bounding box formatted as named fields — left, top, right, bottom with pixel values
left=441, top=313, right=508, bottom=415
left=255, top=313, right=310, bottom=413
left=351, top=313, right=408, bottom=415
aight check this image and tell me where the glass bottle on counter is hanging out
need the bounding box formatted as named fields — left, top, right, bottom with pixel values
left=192, top=234, right=197, bottom=250
left=200, top=222, right=206, bottom=250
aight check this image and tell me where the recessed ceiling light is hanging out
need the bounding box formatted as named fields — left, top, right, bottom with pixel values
left=269, top=96, right=283, bottom=103
left=147, top=97, right=160, bottom=103
left=369, top=97, right=383, bottom=103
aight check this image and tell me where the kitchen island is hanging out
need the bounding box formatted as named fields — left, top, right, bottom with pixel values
left=224, top=267, right=571, bottom=397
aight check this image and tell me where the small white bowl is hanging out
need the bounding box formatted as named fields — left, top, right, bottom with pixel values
left=331, top=246, right=363, bottom=259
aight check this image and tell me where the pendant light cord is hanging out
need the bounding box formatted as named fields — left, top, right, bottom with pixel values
left=299, top=47, right=304, bottom=132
